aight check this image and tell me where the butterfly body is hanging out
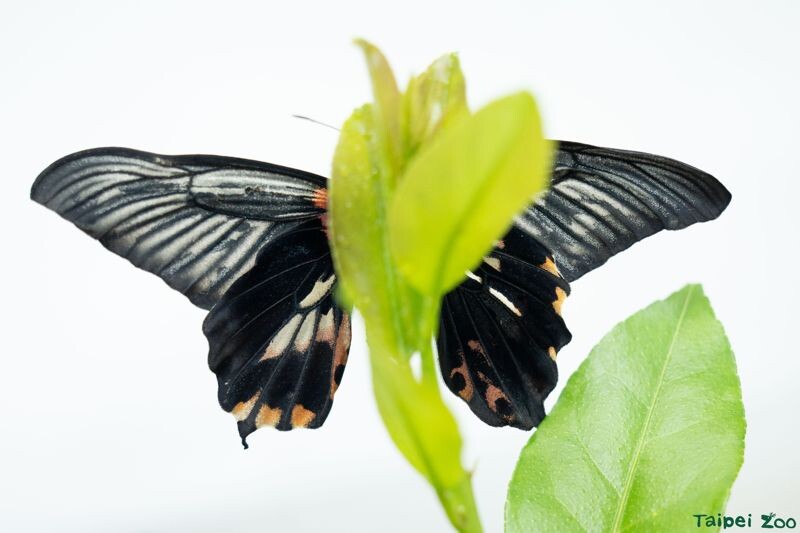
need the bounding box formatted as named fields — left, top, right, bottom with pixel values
left=31, top=141, right=730, bottom=445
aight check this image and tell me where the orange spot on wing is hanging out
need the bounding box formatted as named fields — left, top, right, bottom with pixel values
left=231, top=393, right=260, bottom=421
left=255, top=405, right=282, bottom=428
left=467, top=339, right=487, bottom=357
left=330, top=314, right=351, bottom=397
left=476, top=371, right=511, bottom=419
left=553, top=287, right=567, bottom=315
left=291, top=405, right=316, bottom=428
left=449, top=357, right=474, bottom=402
left=484, top=383, right=510, bottom=420
left=540, top=257, right=560, bottom=276
left=548, top=346, right=557, bottom=361
left=312, top=187, right=328, bottom=209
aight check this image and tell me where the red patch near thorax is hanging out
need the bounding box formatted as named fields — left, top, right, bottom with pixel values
left=313, top=188, right=329, bottom=233
left=312, top=188, right=328, bottom=210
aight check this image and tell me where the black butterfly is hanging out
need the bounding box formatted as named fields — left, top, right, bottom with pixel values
left=30, top=141, right=730, bottom=446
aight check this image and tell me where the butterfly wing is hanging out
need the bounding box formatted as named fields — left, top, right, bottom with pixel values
left=516, top=140, right=732, bottom=282
left=439, top=141, right=730, bottom=429
left=437, top=226, right=571, bottom=429
left=32, top=148, right=350, bottom=443
left=30, top=147, right=328, bottom=309
left=203, top=219, right=351, bottom=446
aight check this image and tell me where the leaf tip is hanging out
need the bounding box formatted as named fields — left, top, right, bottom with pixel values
left=352, top=37, right=371, bottom=49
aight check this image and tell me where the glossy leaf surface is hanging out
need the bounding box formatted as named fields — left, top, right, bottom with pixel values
left=506, top=285, right=745, bottom=532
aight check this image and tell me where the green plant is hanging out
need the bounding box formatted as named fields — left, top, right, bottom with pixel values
left=329, top=40, right=551, bottom=532
left=329, top=42, right=745, bottom=532
left=506, top=285, right=745, bottom=532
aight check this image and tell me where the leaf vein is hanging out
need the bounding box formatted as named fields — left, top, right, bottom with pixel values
left=609, top=286, right=695, bottom=532
left=574, top=435, right=621, bottom=497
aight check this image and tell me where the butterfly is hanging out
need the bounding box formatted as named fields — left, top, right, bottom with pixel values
left=30, top=141, right=730, bottom=446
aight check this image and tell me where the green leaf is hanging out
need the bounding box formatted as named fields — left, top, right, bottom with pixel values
left=389, top=91, right=551, bottom=296
left=506, top=284, right=746, bottom=533
left=330, top=101, right=482, bottom=532
left=402, top=52, right=469, bottom=158
left=354, top=39, right=403, bottom=180
left=329, top=102, right=425, bottom=353
left=329, top=104, right=400, bottom=352
left=369, top=337, right=481, bottom=532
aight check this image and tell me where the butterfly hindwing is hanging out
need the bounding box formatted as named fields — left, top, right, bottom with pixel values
left=203, top=219, right=351, bottom=445
left=517, top=140, right=732, bottom=282
left=30, top=147, right=328, bottom=309
left=438, top=226, right=572, bottom=430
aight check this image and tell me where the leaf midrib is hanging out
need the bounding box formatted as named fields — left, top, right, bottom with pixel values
left=610, top=286, right=695, bottom=532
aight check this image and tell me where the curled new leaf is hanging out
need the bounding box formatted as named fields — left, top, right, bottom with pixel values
left=403, top=53, right=469, bottom=158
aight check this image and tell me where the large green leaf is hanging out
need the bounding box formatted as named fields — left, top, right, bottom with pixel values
left=388, top=92, right=551, bottom=296
left=506, top=285, right=746, bottom=533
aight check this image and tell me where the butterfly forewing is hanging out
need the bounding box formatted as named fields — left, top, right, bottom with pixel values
left=30, top=148, right=328, bottom=309
left=516, top=141, right=732, bottom=282
left=203, top=219, right=351, bottom=445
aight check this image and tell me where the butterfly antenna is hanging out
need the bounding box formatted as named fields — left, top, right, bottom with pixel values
left=292, top=114, right=340, bottom=132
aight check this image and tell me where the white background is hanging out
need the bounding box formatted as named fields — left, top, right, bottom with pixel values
left=1, top=1, right=798, bottom=531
